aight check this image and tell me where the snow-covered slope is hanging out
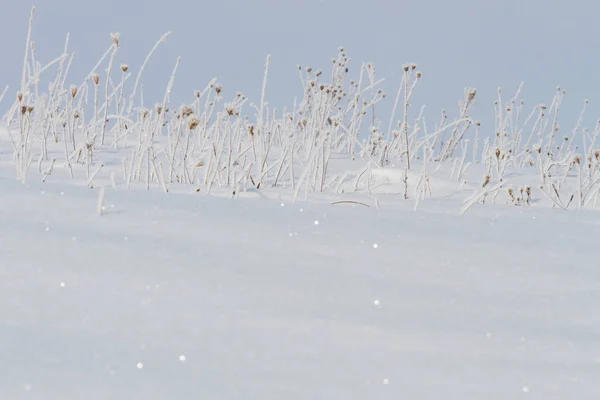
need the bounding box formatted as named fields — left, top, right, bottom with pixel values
left=1, top=10, right=600, bottom=397
left=1, top=175, right=599, bottom=399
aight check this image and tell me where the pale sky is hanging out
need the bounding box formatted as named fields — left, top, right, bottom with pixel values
left=2, top=0, right=599, bottom=131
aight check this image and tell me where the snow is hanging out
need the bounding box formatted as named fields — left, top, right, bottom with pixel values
left=1, top=171, right=600, bottom=399
left=1, top=10, right=600, bottom=397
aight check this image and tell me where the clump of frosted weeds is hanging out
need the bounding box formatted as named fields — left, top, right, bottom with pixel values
left=3, top=7, right=600, bottom=214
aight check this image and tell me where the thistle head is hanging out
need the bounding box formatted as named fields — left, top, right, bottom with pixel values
left=111, top=32, right=120, bottom=47
left=188, top=117, right=200, bottom=130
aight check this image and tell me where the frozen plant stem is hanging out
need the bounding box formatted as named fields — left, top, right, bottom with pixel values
left=101, top=36, right=119, bottom=145
left=97, top=187, right=105, bottom=216
left=21, top=7, right=35, bottom=97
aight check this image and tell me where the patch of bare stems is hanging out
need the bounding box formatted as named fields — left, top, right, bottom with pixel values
left=2, top=8, right=600, bottom=214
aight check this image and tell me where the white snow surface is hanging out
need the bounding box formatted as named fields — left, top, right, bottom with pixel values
left=1, top=171, right=600, bottom=399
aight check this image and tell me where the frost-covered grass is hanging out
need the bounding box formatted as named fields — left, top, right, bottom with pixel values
left=3, top=8, right=600, bottom=213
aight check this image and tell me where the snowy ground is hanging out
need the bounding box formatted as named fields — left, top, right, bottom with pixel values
left=2, top=11, right=599, bottom=396
left=1, top=165, right=600, bottom=399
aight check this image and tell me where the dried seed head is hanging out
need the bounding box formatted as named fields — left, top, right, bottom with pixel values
left=248, top=125, right=255, bottom=136
left=574, top=155, right=582, bottom=165
left=17, top=92, right=23, bottom=102
left=403, top=65, right=409, bottom=72
left=215, top=85, right=223, bottom=95
left=156, top=105, right=163, bottom=115
left=188, top=117, right=200, bottom=130
left=483, top=175, right=491, bottom=187
left=595, top=150, right=599, bottom=160
left=225, top=104, right=237, bottom=116
left=27, top=106, right=34, bottom=114
left=411, top=64, right=416, bottom=70
left=495, top=148, right=501, bottom=159
left=121, top=64, right=129, bottom=73
left=73, top=110, right=80, bottom=119
left=181, top=106, right=193, bottom=117
left=467, top=88, right=477, bottom=101
left=20, top=105, right=27, bottom=115
left=111, top=32, right=120, bottom=46
left=70, top=85, right=78, bottom=99
left=416, top=72, right=422, bottom=79
left=92, top=74, right=100, bottom=85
